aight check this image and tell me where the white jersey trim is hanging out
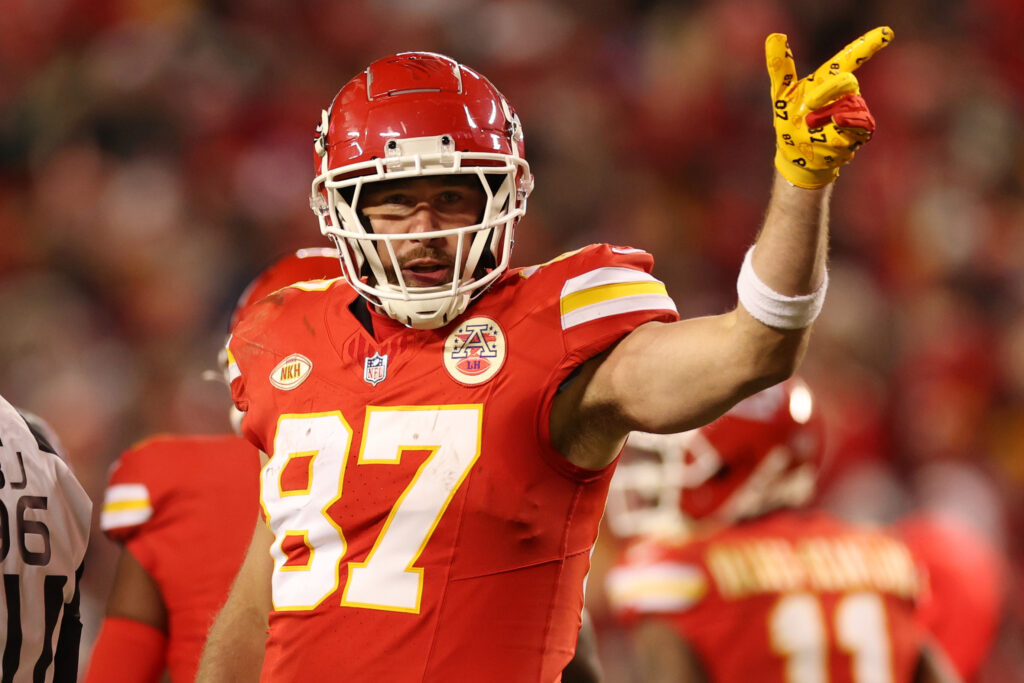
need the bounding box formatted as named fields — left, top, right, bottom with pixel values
left=561, top=266, right=660, bottom=294
left=562, top=294, right=677, bottom=330
left=605, top=561, right=707, bottom=613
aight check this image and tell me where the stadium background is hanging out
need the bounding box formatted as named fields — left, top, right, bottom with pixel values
left=0, top=0, right=1021, bottom=678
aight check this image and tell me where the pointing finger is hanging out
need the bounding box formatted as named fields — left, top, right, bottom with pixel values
left=813, top=26, right=894, bottom=80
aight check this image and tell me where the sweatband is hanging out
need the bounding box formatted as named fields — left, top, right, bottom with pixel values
left=83, top=617, right=167, bottom=683
left=736, top=246, right=827, bottom=329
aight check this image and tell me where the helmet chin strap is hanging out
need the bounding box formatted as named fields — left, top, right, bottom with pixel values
left=379, top=291, right=470, bottom=330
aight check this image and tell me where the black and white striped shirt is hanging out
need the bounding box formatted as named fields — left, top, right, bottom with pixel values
left=0, top=396, right=91, bottom=683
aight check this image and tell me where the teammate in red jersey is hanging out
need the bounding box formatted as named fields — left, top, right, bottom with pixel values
left=604, top=379, right=960, bottom=683
left=200, top=29, right=894, bottom=682
left=896, top=512, right=1006, bottom=682
left=84, top=249, right=340, bottom=683
left=85, top=435, right=260, bottom=682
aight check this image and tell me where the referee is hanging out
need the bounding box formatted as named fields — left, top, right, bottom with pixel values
left=0, top=395, right=91, bottom=682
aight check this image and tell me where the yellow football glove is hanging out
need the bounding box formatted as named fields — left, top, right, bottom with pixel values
left=767, top=26, right=893, bottom=189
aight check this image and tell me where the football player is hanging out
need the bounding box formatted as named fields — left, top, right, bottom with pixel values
left=0, top=396, right=91, bottom=682
left=83, top=249, right=340, bottom=683
left=896, top=512, right=1005, bottom=682
left=604, top=379, right=961, bottom=683
left=200, top=28, right=894, bottom=682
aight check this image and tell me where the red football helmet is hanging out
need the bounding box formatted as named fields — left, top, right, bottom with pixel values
left=309, top=51, right=533, bottom=330
left=223, top=247, right=340, bottom=434
left=229, top=247, right=341, bottom=331
left=606, top=378, right=825, bottom=537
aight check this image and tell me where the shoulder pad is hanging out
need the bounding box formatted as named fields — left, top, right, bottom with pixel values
left=100, top=481, right=152, bottom=540
left=534, top=245, right=676, bottom=333
left=518, top=244, right=654, bottom=280
left=99, top=437, right=172, bottom=540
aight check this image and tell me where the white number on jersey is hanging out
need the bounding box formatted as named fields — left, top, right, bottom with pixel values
left=261, top=406, right=482, bottom=612
left=770, top=592, right=894, bottom=683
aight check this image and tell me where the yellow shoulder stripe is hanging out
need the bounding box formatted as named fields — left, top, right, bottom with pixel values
left=561, top=281, right=668, bottom=316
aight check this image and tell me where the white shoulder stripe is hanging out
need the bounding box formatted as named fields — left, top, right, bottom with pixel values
left=561, top=267, right=659, bottom=297
left=100, top=483, right=152, bottom=531
left=103, top=483, right=149, bottom=504
left=605, top=562, right=707, bottom=613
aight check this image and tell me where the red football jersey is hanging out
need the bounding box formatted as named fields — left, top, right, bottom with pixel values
left=606, top=510, right=929, bottom=683
left=227, top=244, right=679, bottom=682
left=896, top=514, right=1004, bottom=681
left=99, top=434, right=261, bottom=683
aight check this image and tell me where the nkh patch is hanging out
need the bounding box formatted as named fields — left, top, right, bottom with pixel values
left=363, top=352, right=389, bottom=386
left=443, top=316, right=506, bottom=386
left=270, top=354, right=313, bottom=390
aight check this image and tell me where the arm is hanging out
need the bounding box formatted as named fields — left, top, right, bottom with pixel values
left=632, top=618, right=707, bottom=683
left=195, top=516, right=274, bottom=683
left=83, top=550, right=168, bottom=683
left=552, top=28, right=892, bottom=469
left=553, top=176, right=827, bottom=466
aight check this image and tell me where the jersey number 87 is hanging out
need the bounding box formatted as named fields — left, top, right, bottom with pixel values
left=261, top=406, right=482, bottom=612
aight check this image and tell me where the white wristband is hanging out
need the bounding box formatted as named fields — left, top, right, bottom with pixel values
left=736, top=246, right=827, bottom=329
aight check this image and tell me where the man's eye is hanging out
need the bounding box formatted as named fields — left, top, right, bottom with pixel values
left=437, top=191, right=463, bottom=204
left=380, top=194, right=415, bottom=206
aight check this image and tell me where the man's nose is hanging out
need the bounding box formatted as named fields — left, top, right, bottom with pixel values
left=405, top=203, right=442, bottom=236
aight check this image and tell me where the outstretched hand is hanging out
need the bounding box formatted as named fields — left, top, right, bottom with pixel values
left=767, top=26, right=893, bottom=189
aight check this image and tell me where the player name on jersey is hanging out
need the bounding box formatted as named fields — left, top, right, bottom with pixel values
left=706, top=535, right=919, bottom=600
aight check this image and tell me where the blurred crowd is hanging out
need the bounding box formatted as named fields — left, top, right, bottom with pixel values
left=1, top=0, right=1022, bottom=678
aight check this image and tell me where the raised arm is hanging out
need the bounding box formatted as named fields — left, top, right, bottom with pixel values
left=552, top=28, right=893, bottom=469
left=195, top=516, right=274, bottom=683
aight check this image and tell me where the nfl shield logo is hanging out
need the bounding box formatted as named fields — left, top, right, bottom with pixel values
left=363, top=352, right=389, bottom=386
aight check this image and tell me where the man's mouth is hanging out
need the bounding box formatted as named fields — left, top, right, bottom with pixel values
left=400, top=259, right=453, bottom=287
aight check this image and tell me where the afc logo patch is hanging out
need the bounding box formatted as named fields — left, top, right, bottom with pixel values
left=363, top=352, right=389, bottom=386
left=443, top=316, right=506, bottom=386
